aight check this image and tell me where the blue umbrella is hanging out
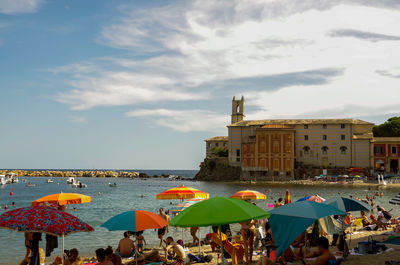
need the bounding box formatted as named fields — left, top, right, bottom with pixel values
left=323, top=197, right=371, bottom=212
left=269, top=201, right=346, bottom=259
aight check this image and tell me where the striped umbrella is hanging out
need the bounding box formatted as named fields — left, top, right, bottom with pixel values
left=297, top=195, right=325, bottom=203
left=156, top=185, right=209, bottom=200
left=32, top=193, right=91, bottom=207
left=230, top=190, right=267, bottom=200
left=101, top=210, right=168, bottom=231
left=284, top=190, right=292, bottom=204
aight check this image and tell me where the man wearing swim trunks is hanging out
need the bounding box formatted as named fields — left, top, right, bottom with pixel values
left=165, top=236, right=185, bottom=265
left=158, top=208, right=170, bottom=248
left=117, top=232, right=136, bottom=258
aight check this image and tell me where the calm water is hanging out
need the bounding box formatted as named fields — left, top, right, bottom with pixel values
left=0, top=175, right=399, bottom=265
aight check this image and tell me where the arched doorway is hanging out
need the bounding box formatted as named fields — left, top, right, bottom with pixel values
left=390, top=159, right=399, bottom=173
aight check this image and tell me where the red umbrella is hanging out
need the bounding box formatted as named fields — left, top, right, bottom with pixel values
left=0, top=206, right=93, bottom=259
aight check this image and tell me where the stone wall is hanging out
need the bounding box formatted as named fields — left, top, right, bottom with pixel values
left=195, top=157, right=241, bottom=181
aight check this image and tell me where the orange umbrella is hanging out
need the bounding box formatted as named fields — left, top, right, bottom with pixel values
left=32, top=193, right=91, bottom=207
left=230, top=190, right=267, bottom=200
left=284, top=190, right=292, bottom=204
left=156, top=185, right=209, bottom=200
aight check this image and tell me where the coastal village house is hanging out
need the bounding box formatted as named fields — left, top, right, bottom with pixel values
left=204, top=96, right=400, bottom=180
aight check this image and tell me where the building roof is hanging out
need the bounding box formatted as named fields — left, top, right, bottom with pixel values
left=353, top=133, right=374, bottom=140
left=372, top=137, right=400, bottom=143
left=228, top=118, right=373, bottom=127
left=205, top=136, right=228, bottom=142
left=258, top=124, right=295, bottom=129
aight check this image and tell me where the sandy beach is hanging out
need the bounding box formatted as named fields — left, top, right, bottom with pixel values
left=74, top=229, right=400, bottom=265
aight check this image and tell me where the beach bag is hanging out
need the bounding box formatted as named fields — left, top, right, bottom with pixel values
left=199, top=254, right=213, bottom=263
left=358, top=236, right=376, bottom=254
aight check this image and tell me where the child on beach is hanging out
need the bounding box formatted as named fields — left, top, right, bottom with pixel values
left=136, top=231, right=147, bottom=253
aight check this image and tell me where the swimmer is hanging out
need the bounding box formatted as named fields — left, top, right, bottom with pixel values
left=5, top=204, right=8, bottom=210
left=98, top=192, right=101, bottom=196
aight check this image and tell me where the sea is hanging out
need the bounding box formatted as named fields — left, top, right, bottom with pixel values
left=0, top=169, right=399, bottom=265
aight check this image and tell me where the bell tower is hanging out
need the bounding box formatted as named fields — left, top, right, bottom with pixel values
left=231, top=96, right=245, bottom=124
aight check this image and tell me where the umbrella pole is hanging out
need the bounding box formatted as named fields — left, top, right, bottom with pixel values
left=198, top=228, right=201, bottom=254
left=219, top=226, right=225, bottom=265
left=62, top=234, right=64, bottom=265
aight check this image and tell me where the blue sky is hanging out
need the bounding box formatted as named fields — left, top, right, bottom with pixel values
left=1, top=0, right=400, bottom=169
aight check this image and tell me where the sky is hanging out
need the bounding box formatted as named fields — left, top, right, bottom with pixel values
left=1, top=0, right=400, bottom=170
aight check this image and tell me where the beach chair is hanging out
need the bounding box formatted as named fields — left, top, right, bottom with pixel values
left=210, top=232, right=244, bottom=265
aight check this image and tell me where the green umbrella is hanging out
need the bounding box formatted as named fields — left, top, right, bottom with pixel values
left=169, top=197, right=270, bottom=227
left=169, top=197, right=270, bottom=265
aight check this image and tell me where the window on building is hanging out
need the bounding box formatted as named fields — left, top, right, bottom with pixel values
left=392, top=146, right=397, bottom=154
left=341, top=135, right=345, bottom=140
left=223, top=143, right=226, bottom=147
left=341, top=124, right=345, bottom=129
left=216, top=143, right=219, bottom=147
left=374, top=146, right=383, bottom=154
left=323, top=135, right=327, bottom=140
left=236, top=149, right=240, bottom=157
left=323, top=124, right=327, bottom=129
left=304, top=135, right=309, bottom=140
left=236, top=157, right=241, bottom=162
left=303, top=146, right=310, bottom=154
left=304, top=124, right=308, bottom=129
left=321, top=146, right=328, bottom=155
left=340, top=146, right=347, bottom=154
left=207, top=143, right=211, bottom=148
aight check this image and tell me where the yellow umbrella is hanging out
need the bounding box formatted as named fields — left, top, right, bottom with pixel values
left=156, top=185, right=209, bottom=200
left=32, top=193, right=91, bottom=207
left=230, top=190, right=267, bottom=200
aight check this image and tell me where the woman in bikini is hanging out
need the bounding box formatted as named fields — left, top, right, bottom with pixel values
left=241, top=219, right=257, bottom=264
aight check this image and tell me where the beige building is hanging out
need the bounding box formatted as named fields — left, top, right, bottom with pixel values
left=204, top=96, right=400, bottom=179
left=205, top=136, right=228, bottom=158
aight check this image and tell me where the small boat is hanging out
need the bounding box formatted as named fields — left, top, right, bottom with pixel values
left=46, top=179, right=54, bottom=183
left=5, top=173, right=18, bottom=184
left=71, top=180, right=87, bottom=188
left=109, top=182, right=117, bottom=187
left=66, top=177, right=75, bottom=184
left=0, top=175, right=6, bottom=185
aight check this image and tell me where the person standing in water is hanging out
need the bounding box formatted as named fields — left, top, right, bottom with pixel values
left=157, top=208, right=170, bottom=248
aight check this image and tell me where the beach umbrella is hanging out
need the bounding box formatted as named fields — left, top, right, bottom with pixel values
left=297, top=195, right=325, bottom=203
left=268, top=201, right=346, bottom=259
left=170, top=197, right=270, bottom=264
left=0, top=206, right=93, bottom=262
left=323, top=197, right=371, bottom=212
left=156, top=185, right=209, bottom=200
left=230, top=190, right=266, bottom=200
left=32, top=193, right=91, bottom=207
left=101, top=210, right=168, bottom=231
left=284, top=190, right=292, bottom=204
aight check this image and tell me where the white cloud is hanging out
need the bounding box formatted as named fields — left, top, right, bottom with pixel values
left=126, top=108, right=229, bottom=133
left=68, top=116, right=86, bottom=123
left=56, top=0, right=400, bottom=130
left=0, top=0, right=42, bottom=14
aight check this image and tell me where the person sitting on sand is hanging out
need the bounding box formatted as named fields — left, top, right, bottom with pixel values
left=128, top=251, right=166, bottom=265
left=116, top=232, right=136, bottom=258
left=64, top=248, right=83, bottom=265
left=165, top=236, right=185, bottom=265
left=360, top=211, right=370, bottom=227
left=105, top=246, right=121, bottom=265
left=305, top=236, right=336, bottom=265
left=370, top=215, right=387, bottom=230
left=136, top=231, right=147, bottom=253
left=95, top=248, right=113, bottom=265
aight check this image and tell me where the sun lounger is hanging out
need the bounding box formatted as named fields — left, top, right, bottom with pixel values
left=210, top=232, right=244, bottom=265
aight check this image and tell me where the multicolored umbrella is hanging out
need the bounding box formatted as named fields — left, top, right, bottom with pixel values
left=284, top=190, right=292, bottom=204
left=0, top=206, right=93, bottom=236
left=323, top=197, right=371, bottom=212
left=32, top=193, right=92, bottom=207
left=230, top=190, right=266, bottom=200
left=156, top=185, right=209, bottom=200
left=297, top=195, right=325, bottom=203
left=101, top=210, right=168, bottom=232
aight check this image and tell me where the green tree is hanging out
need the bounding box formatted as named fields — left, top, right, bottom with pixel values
left=211, top=146, right=228, bottom=157
left=373, top=117, right=400, bottom=137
